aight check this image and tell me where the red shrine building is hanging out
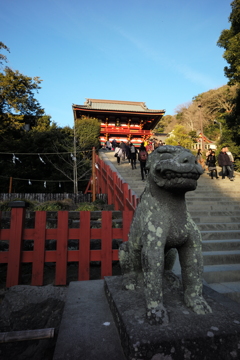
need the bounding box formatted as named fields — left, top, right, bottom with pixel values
left=72, top=99, right=165, bottom=146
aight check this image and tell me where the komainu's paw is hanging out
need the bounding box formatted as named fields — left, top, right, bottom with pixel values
left=122, top=273, right=137, bottom=291
left=184, top=294, right=212, bottom=315
left=146, top=304, right=169, bottom=325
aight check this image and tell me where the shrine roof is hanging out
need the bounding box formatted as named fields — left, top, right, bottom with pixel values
left=73, top=99, right=165, bottom=114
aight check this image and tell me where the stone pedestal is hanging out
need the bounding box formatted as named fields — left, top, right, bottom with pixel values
left=104, top=276, right=240, bottom=360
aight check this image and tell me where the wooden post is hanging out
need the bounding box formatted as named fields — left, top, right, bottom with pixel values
left=107, top=167, right=112, bottom=205
left=31, top=211, right=47, bottom=286
left=0, top=328, right=54, bottom=343
left=101, top=211, right=112, bottom=278
left=92, top=147, right=96, bottom=202
left=9, top=177, right=12, bottom=194
left=112, top=172, right=118, bottom=210
left=55, top=211, right=68, bottom=285
left=6, top=202, right=27, bottom=287
left=123, top=183, right=129, bottom=210
left=78, top=211, right=90, bottom=280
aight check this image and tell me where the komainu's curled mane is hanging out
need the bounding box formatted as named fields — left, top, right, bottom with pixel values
left=119, top=145, right=212, bottom=325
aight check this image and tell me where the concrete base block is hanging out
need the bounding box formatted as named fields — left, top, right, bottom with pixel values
left=105, top=276, right=240, bottom=360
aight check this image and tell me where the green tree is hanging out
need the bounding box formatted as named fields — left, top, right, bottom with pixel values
left=0, top=68, right=44, bottom=133
left=0, top=124, right=91, bottom=193
left=0, top=125, right=69, bottom=193
left=0, top=43, right=97, bottom=192
left=31, top=115, right=52, bottom=132
left=0, top=41, right=10, bottom=66
left=188, top=130, right=198, bottom=143
left=217, top=0, right=240, bottom=85
left=0, top=42, right=45, bottom=135
left=154, top=115, right=177, bottom=133
left=45, top=125, right=93, bottom=194
left=165, top=125, right=192, bottom=148
left=217, top=1, right=240, bottom=167
left=172, top=85, right=238, bottom=144
left=224, top=88, right=240, bottom=147
left=75, top=116, right=101, bottom=150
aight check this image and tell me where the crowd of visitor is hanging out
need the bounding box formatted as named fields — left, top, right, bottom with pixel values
left=104, top=140, right=235, bottom=182
left=104, top=138, right=165, bottom=181
left=197, top=146, right=235, bottom=181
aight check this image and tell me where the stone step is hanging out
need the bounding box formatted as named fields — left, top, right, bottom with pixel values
left=188, top=196, right=240, bottom=201
left=206, top=281, right=240, bottom=294
left=205, top=282, right=240, bottom=303
left=124, top=182, right=145, bottom=187
left=203, top=264, right=240, bottom=283
left=188, top=196, right=240, bottom=202
left=190, top=211, right=240, bottom=217
left=196, top=179, right=239, bottom=184
left=201, top=229, right=240, bottom=240
left=122, top=179, right=144, bottom=182
left=197, top=223, right=240, bottom=231
left=186, top=199, right=240, bottom=204
left=203, top=250, right=240, bottom=265
left=187, top=203, right=240, bottom=211
left=192, top=216, right=240, bottom=223
left=195, top=187, right=240, bottom=191
left=202, top=239, right=240, bottom=251
left=186, top=191, right=240, bottom=197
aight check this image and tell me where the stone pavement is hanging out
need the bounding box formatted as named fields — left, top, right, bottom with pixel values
left=54, top=279, right=240, bottom=360
left=99, top=149, right=240, bottom=303
left=53, top=280, right=126, bottom=360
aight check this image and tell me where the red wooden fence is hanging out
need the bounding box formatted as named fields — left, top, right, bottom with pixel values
left=0, top=151, right=139, bottom=288
left=0, top=208, right=133, bottom=288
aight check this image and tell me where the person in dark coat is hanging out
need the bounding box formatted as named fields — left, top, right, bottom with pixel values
left=218, top=146, right=234, bottom=181
left=138, top=143, right=148, bottom=181
left=207, top=151, right=219, bottom=179
left=129, top=143, right=138, bottom=169
left=112, top=139, right=117, bottom=150
left=125, top=142, right=131, bottom=164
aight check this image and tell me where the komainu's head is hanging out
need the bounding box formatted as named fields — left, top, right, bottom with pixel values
left=146, top=145, right=203, bottom=192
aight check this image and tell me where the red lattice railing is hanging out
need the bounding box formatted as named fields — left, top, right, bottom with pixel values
left=0, top=152, right=139, bottom=288
left=95, top=154, right=139, bottom=211
left=0, top=209, right=133, bottom=288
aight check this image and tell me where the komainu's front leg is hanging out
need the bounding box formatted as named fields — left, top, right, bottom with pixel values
left=142, top=245, right=169, bottom=325
left=119, top=241, right=142, bottom=290
left=178, top=225, right=212, bottom=315
left=119, top=213, right=143, bottom=290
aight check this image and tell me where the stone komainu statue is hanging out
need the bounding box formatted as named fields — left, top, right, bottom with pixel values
left=119, top=145, right=212, bottom=325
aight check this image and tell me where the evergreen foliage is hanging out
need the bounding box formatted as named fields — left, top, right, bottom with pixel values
left=165, top=125, right=192, bottom=148
left=75, top=116, right=101, bottom=150
left=217, top=0, right=240, bottom=85
left=216, top=0, right=240, bottom=167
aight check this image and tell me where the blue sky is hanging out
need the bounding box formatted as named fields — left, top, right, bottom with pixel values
left=0, top=0, right=231, bottom=128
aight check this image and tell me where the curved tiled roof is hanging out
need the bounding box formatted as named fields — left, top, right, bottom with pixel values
left=73, top=99, right=165, bottom=114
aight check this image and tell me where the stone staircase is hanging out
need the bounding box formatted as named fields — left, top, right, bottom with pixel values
left=99, top=149, right=240, bottom=303
left=186, top=177, right=240, bottom=303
